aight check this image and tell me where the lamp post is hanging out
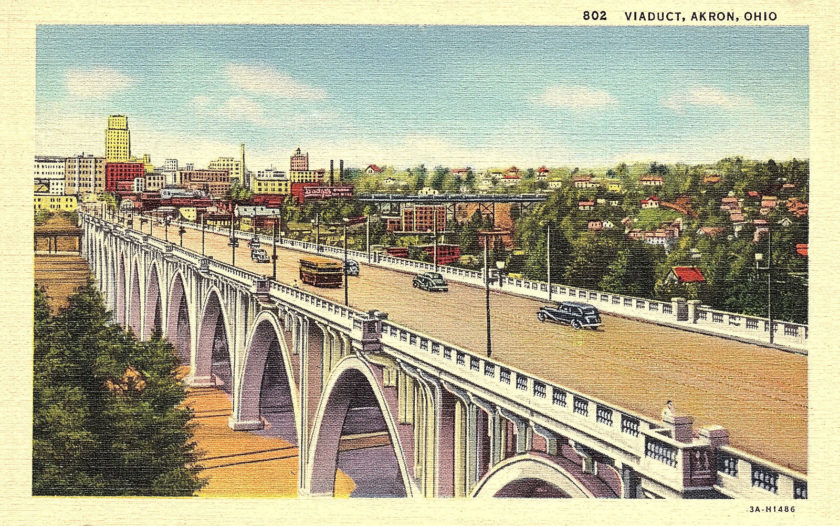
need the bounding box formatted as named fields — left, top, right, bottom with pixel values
left=755, top=226, right=773, bottom=344
left=343, top=219, right=349, bottom=306
left=479, top=230, right=508, bottom=358
left=201, top=213, right=206, bottom=255
left=164, top=216, right=171, bottom=242
left=272, top=217, right=279, bottom=281
left=546, top=222, right=552, bottom=301
left=179, top=225, right=186, bottom=247
left=311, top=213, right=321, bottom=252
left=229, top=211, right=238, bottom=266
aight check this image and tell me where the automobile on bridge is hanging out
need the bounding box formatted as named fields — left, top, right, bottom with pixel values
left=537, top=301, right=601, bottom=329
left=413, top=272, right=449, bottom=292
left=250, top=248, right=270, bottom=263
left=344, top=259, right=359, bottom=277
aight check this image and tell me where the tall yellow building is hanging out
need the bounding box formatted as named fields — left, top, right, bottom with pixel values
left=209, top=157, right=243, bottom=181
left=105, top=115, right=131, bottom=161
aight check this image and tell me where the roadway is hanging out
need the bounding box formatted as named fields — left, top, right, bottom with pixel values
left=133, top=219, right=807, bottom=474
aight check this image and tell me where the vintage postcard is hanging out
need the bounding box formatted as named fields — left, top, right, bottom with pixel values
left=5, top=0, right=839, bottom=523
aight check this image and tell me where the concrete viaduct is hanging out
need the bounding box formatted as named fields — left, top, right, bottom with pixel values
left=80, top=213, right=807, bottom=499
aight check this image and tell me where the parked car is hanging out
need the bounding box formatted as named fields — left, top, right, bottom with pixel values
left=344, top=259, right=360, bottom=276
left=413, top=272, right=448, bottom=292
left=537, top=301, right=601, bottom=329
left=251, top=248, right=270, bottom=263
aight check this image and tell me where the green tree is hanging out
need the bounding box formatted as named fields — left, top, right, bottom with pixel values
left=33, top=283, right=205, bottom=496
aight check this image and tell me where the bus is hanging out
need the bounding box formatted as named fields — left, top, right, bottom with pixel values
left=299, top=256, right=343, bottom=287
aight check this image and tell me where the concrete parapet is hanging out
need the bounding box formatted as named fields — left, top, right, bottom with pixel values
left=699, top=425, right=730, bottom=447
left=664, top=414, right=694, bottom=443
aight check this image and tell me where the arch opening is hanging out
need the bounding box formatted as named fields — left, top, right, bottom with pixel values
left=143, top=264, right=162, bottom=340
left=128, top=261, right=142, bottom=335
left=166, top=273, right=191, bottom=366
left=195, top=290, right=232, bottom=393
left=115, top=257, right=126, bottom=325
left=493, top=478, right=570, bottom=498
left=310, top=367, right=407, bottom=498
left=239, top=319, right=297, bottom=445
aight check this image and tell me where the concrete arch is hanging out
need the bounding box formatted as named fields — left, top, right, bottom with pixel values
left=470, top=453, right=595, bottom=498
left=194, top=287, right=233, bottom=388
left=143, top=261, right=164, bottom=339
left=306, top=356, right=414, bottom=497
left=115, top=254, right=127, bottom=325
left=166, top=270, right=193, bottom=366
left=128, top=257, right=143, bottom=335
left=234, top=310, right=299, bottom=438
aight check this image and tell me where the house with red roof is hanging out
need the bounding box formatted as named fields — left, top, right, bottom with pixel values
left=641, top=196, right=660, bottom=209
left=365, top=164, right=383, bottom=174
left=796, top=244, right=808, bottom=257
left=536, top=166, right=550, bottom=179
left=578, top=200, right=595, bottom=211
left=665, top=266, right=706, bottom=285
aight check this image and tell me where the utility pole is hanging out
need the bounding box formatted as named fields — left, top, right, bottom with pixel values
left=366, top=213, right=371, bottom=263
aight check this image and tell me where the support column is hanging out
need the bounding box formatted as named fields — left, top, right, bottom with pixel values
left=620, top=463, right=642, bottom=499
left=468, top=394, right=497, bottom=478
left=297, top=315, right=311, bottom=495
left=442, top=381, right=475, bottom=498
left=532, top=423, right=561, bottom=456
left=498, top=407, right=531, bottom=454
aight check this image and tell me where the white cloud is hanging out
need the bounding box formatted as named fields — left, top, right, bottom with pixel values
left=64, top=68, right=135, bottom=100
left=218, top=96, right=270, bottom=126
left=224, top=64, right=327, bottom=100
left=189, top=95, right=211, bottom=112
left=533, top=85, right=617, bottom=110
left=662, top=86, right=751, bottom=112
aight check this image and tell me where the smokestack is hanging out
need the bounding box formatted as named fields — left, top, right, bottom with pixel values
left=330, top=159, right=334, bottom=186
left=339, top=159, right=344, bottom=183
left=240, top=143, right=246, bottom=189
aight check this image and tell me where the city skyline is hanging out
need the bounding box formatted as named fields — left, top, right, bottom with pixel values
left=37, top=25, right=808, bottom=170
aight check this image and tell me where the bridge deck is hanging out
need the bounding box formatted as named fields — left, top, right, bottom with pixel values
left=133, top=224, right=807, bottom=474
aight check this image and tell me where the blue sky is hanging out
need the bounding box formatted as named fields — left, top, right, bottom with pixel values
left=36, top=25, right=808, bottom=170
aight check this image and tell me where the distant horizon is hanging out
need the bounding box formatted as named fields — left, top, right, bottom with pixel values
left=37, top=25, right=808, bottom=170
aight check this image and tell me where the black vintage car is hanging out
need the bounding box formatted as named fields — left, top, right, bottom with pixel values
left=537, top=301, right=601, bottom=329
left=413, top=272, right=449, bottom=292
left=344, top=259, right=360, bottom=277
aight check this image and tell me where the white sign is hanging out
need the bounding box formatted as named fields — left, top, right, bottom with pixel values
left=235, top=205, right=282, bottom=217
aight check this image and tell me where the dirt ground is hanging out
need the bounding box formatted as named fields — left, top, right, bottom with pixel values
left=185, top=387, right=355, bottom=497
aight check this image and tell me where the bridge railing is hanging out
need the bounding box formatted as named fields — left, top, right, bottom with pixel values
left=376, top=316, right=807, bottom=496
left=153, top=214, right=806, bottom=352
left=713, top=446, right=807, bottom=499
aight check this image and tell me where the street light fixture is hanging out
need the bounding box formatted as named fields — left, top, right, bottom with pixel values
left=179, top=225, right=186, bottom=247
left=755, top=227, right=773, bottom=344
left=311, top=213, right=321, bottom=252
left=164, top=216, right=171, bottom=242
left=479, top=229, right=510, bottom=358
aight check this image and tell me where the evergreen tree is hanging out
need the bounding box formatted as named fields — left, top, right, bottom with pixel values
left=33, top=283, right=205, bottom=496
